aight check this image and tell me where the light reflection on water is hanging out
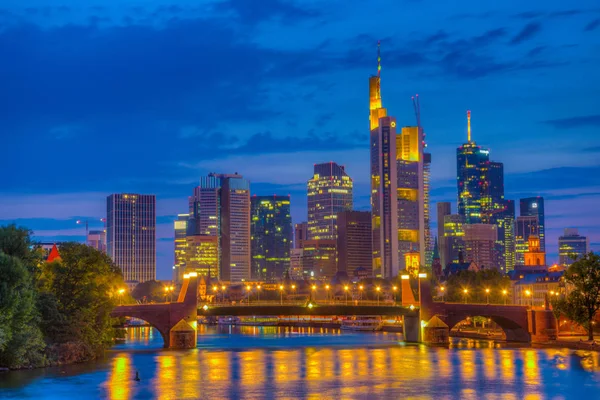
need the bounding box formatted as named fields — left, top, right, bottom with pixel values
left=1, top=326, right=600, bottom=399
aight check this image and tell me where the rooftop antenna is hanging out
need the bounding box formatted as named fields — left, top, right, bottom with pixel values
left=467, top=110, right=472, bottom=142
left=377, top=40, right=381, bottom=77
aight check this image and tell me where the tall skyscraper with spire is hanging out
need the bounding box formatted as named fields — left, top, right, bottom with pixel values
left=370, top=43, right=425, bottom=278
left=457, top=111, right=489, bottom=224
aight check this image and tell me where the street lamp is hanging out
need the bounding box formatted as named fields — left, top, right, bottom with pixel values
left=392, top=286, right=398, bottom=303
left=257, top=285, right=262, bottom=302
left=291, top=284, right=296, bottom=302
left=485, top=288, right=490, bottom=304
left=279, top=285, right=284, bottom=305
left=502, top=289, right=508, bottom=305
left=359, top=285, right=364, bottom=302
left=344, top=285, right=349, bottom=305
left=376, top=286, right=381, bottom=305
left=118, top=288, right=125, bottom=305
left=463, top=288, right=469, bottom=304
left=221, top=285, right=226, bottom=303
left=325, top=284, right=330, bottom=303
left=440, top=286, right=445, bottom=302
left=525, top=289, right=532, bottom=308
left=246, top=285, right=251, bottom=305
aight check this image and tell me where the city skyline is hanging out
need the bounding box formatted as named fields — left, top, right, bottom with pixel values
left=1, top=1, right=600, bottom=279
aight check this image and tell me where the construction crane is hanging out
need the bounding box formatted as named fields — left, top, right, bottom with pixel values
left=412, top=94, right=427, bottom=148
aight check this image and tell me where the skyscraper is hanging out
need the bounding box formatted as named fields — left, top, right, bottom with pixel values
left=444, top=214, right=465, bottom=265
left=515, top=215, right=538, bottom=266
left=437, top=202, right=452, bottom=268
left=250, top=195, right=292, bottom=281
left=301, top=239, right=337, bottom=279
left=294, top=222, right=308, bottom=249
left=423, top=152, right=432, bottom=267
left=307, top=162, right=353, bottom=240
left=490, top=200, right=515, bottom=272
left=185, top=235, right=219, bottom=278
left=173, top=213, right=189, bottom=283
left=107, top=193, right=156, bottom=283
left=463, top=224, right=498, bottom=269
left=559, top=228, right=589, bottom=266
left=336, top=211, right=372, bottom=276
left=457, top=111, right=489, bottom=224
left=520, top=197, right=545, bottom=252
left=189, top=173, right=251, bottom=282
left=397, top=126, right=425, bottom=271
left=480, top=161, right=505, bottom=223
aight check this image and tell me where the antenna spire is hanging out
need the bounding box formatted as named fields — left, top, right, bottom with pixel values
left=377, top=40, right=381, bottom=77
left=467, top=110, right=472, bottom=142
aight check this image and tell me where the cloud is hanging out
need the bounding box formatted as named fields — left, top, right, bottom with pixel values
left=583, top=146, right=600, bottom=153
left=543, top=114, right=600, bottom=129
left=214, top=0, right=320, bottom=25
left=584, top=18, right=600, bottom=32
left=510, top=22, right=542, bottom=45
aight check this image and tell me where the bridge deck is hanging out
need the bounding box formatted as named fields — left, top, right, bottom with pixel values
left=199, top=304, right=419, bottom=317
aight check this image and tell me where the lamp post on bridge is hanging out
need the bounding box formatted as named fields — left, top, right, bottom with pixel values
left=485, top=288, right=490, bottom=304
left=440, top=286, right=445, bottom=302
left=502, top=289, right=508, bottom=305
left=392, top=286, right=398, bottom=304
left=344, top=285, right=349, bottom=305
left=463, top=288, right=469, bottom=304
left=376, top=286, right=381, bottom=306
left=257, top=285, right=261, bottom=302
left=325, top=285, right=330, bottom=304
left=279, top=285, right=284, bottom=305
left=246, top=285, right=251, bottom=305
left=118, top=288, right=125, bottom=305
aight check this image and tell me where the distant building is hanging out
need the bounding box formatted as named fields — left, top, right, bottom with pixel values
left=294, top=221, right=308, bottom=249
left=87, top=230, right=106, bottom=253
left=443, top=214, right=465, bottom=264
left=423, top=152, right=433, bottom=267
left=436, top=202, right=452, bottom=269
left=463, top=224, right=498, bottom=269
left=189, top=173, right=251, bottom=282
left=250, top=195, right=292, bottom=281
left=559, top=228, right=589, bottom=266
left=520, top=197, right=545, bottom=252
left=289, top=248, right=304, bottom=279
left=489, top=199, right=515, bottom=273
left=307, top=162, right=353, bottom=241
left=515, top=216, right=538, bottom=266
left=336, top=211, right=372, bottom=276
left=443, top=251, right=480, bottom=278
left=185, top=235, right=219, bottom=279
left=107, top=193, right=156, bottom=283
left=301, top=239, right=336, bottom=279
left=173, top=213, right=189, bottom=283
left=524, top=234, right=546, bottom=267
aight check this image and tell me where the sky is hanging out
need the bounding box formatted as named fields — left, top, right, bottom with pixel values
left=1, top=0, right=599, bottom=280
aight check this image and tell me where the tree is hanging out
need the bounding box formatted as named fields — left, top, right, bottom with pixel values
left=132, top=280, right=168, bottom=303
left=552, top=252, right=600, bottom=341
left=37, top=242, right=125, bottom=363
left=0, top=226, right=46, bottom=369
left=443, top=269, right=511, bottom=303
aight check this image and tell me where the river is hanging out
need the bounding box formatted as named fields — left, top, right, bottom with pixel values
left=1, top=325, right=600, bottom=399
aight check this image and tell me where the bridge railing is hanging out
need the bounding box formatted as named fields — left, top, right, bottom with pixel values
left=201, top=300, right=411, bottom=308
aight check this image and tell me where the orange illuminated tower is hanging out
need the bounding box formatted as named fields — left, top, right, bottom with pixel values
left=524, top=231, right=546, bottom=266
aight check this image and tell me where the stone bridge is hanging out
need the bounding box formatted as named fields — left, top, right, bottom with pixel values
left=111, top=273, right=199, bottom=349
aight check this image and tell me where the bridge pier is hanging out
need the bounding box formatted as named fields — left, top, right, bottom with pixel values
left=403, top=315, right=421, bottom=343
left=528, top=309, right=557, bottom=343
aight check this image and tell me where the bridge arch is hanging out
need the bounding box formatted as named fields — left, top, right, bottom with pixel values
left=441, top=313, right=531, bottom=342
left=112, top=306, right=174, bottom=348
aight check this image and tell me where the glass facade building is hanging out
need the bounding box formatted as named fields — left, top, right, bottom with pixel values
left=173, top=213, right=188, bottom=283
left=559, top=228, right=589, bottom=266
left=336, top=211, right=372, bottom=276
left=520, top=197, right=545, bottom=252
left=107, top=193, right=156, bottom=283
left=515, top=216, right=538, bottom=266
left=443, top=214, right=465, bottom=265
left=250, top=195, right=292, bottom=281
left=185, top=235, right=219, bottom=279
left=436, top=202, right=452, bottom=268
left=307, top=162, right=353, bottom=241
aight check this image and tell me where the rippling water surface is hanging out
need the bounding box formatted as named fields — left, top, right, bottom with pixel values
left=2, top=325, right=600, bottom=399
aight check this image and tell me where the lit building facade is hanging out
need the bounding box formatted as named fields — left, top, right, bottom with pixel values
left=290, top=248, right=304, bottom=279
left=185, top=235, right=219, bottom=278
left=336, top=211, right=372, bottom=276
left=301, top=239, right=337, bottom=279
left=87, top=229, right=106, bottom=253
left=107, top=193, right=156, bottom=283
left=443, top=214, right=465, bottom=265
left=489, top=199, right=515, bottom=273
left=188, top=176, right=220, bottom=236
left=436, top=202, right=452, bottom=268
left=559, top=228, right=589, bottom=266
left=520, top=197, right=545, bottom=252
left=524, top=234, right=545, bottom=266
left=463, top=223, right=498, bottom=269
left=173, top=213, right=189, bottom=283
left=307, top=162, right=353, bottom=240
left=457, top=111, right=489, bottom=224
left=515, top=216, right=538, bottom=266
left=250, top=195, right=292, bottom=281
left=423, top=152, right=432, bottom=267
left=294, top=221, right=308, bottom=249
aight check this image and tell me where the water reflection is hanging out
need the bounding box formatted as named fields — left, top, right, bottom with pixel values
left=2, top=326, right=600, bottom=399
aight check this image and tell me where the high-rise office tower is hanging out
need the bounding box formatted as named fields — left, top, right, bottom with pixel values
left=559, top=228, right=589, bottom=266
left=250, top=195, right=292, bottom=281
left=397, top=126, right=425, bottom=271
left=457, top=111, right=490, bottom=224
left=307, top=162, right=353, bottom=241
left=173, top=213, right=189, bottom=283
left=480, top=161, right=505, bottom=223
left=515, top=216, right=538, bottom=266
left=189, top=173, right=251, bottom=282
left=489, top=200, right=515, bottom=272
left=301, top=239, right=337, bottom=278
left=520, top=197, right=545, bottom=252
left=437, top=202, right=452, bottom=268
left=336, top=211, right=372, bottom=276
left=87, top=230, right=106, bottom=253
left=107, top=194, right=156, bottom=283
left=423, top=152, right=432, bottom=267
left=185, top=235, right=219, bottom=278
left=444, top=214, right=465, bottom=265
left=463, top=224, right=498, bottom=269
left=370, top=43, right=396, bottom=278
left=294, top=222, right=308, bottom=249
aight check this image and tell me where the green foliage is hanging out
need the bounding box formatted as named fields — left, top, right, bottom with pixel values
left=443, top=269, right=511, bottom=303
left=37, top=242, right=125, bottom=362
left=0, top=226, right=46, bottom=369
left=551, top=252, right=600, bottom=341
left=132, top=280, right=168, bottom=303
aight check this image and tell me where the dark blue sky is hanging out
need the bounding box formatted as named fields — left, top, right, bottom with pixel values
left=1, top=0, right=599, bottom=279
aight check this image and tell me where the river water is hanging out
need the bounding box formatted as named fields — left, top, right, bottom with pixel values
left=1, top=325, right=600, bottom=399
